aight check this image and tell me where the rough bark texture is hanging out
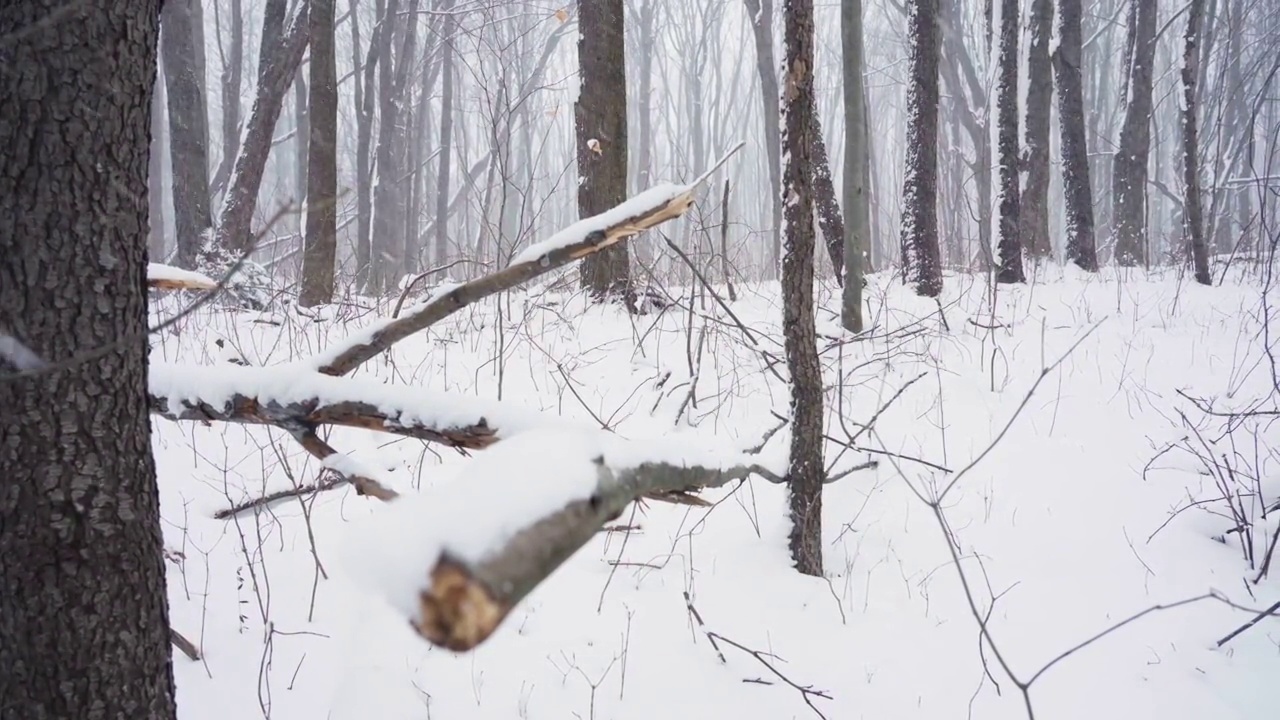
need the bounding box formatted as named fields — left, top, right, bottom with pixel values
left=0, top=2, right=178, bottom=717
left=1112, top=0, right=1158, bottom=267
left=161, top=0, right=213, bottom=269
left=781, top=0, right=826, bottom=578
left=841, top=0, right=868, bottom=332
left=810, top=116, right=846, bottom=280
left=743, top=0, right=784, bottom=273
left=994, top=0, right=1024, bottom=283
left=1181, top=0, right=1211, bottom=285
left=576, top=0, right=633, bottom=305
left=300, top=0, right=339, bottom=306
left=901, top=0, right=943, bottom=297
left=1021, top=0, right=1053, bottom=260
left=1053, top=0, right=1098, bottom=271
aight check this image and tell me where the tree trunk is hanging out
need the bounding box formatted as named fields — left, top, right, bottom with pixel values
left=150, top=65, right=169, bottom=261
left=1112, top=0, right=1158, bottom=267
left=300, top=0, right=339, bottom=306
left=1021, top=0, right=1053, bottom=260
left=434, top=0, right=457, bottom=268
left=576, top=0, right=633, bottom=306
left=352, top=0, right=378, bottom=290
left=810, top=116, right=846, bottom=281
left=210, top=0, right=243, bottom=202
left=0, top=2, right=177, bottom=717
left=1181, top=0, right=1211, bottom=284
left=161, top=0, right=213, bottom=268
left=994, top=0, right=1025, bottom=283
left=841, top=0, right=869, bottom=332
left=1054, top=0, right=1098, bottom=271
left=900, top=0, right=943, bottom=297
left=781, top=0, right=826, bottom=578
left=743, top=0, right=784, bottom=274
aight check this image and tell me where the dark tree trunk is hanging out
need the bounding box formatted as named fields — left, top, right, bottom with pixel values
left=1112, top=0, right=1158, bottom=267
left=0, top=2, right=178, bottom=718
left=1021, top=0, right=1053, bottom=260
left=841, top=0, right=869, bottom=333
left=810, top=116, right=846, bottom=282
left=1053, top=0, right=1098, bottom=271
left=994, top=0, right=1025, bottom=283
left=434, top=0, right=457, bottom=268
left=781, top=0, right=826, bottom=578
left=1181, top=0, right=1211, bottom=285
left=743, top=0, right=784, bottom=273
left=576, top=0, right=633, bottom=305
left=161, top=0, right=213, bottom=268
left=901, top=0, right=943, bottom=297
left=300, top=0, right=339, bottom=306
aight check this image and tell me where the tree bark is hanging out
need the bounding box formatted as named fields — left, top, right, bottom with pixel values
left=1053, top=0, right=1098, bottom=271
left=300, top=0, right=339, bottom=306
left=841, top=0, right=869, bottom=332
left=1112, top=0, right=1158, bottom=267
left=743, top=0, right=785, bottom=274
left=1181, top=0, right=1211, bottom=284
left=0, top=2, right=178, bottom=717
left=576, top=0, right=633, bottom=306
left=781, top=0, right=826, bottom=577
left=161, top=0, right=213, bottom=268
left=434, top=0, right=457, bottom=268
left=900, top=0, right=943, bottom=297
left=149, top=65, right=169, bottom=261
left=210, top=0, right=243, bottom=201
left=994, top=0, right=1025, bottom=283
left=810, top=116, right=846, bottom=280
left=1021, top=0, right=1053, bottom=260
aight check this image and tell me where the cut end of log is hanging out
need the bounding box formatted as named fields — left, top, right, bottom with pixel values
left=147, top=263, right=218, bottom=291
left=412, top=555, right=511, bottom=651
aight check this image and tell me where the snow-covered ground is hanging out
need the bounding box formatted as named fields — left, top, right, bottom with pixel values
left=149, top=265, right=1279, bottom=720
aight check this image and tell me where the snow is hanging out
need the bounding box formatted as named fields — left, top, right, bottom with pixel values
left=149, top=268, right=1279, bottom=720
left=147, top=262, right=216, bottom=288
left=508, top=182, right=689, bottom=266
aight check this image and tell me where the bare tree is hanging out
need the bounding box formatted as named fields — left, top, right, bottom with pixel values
left=1054, top=0, right=1098, bottom=271
left=210, top=0, right=243, bottom=200
left=1182, top=0, right=1212, bottom=284
left=434, top=0, right=457, bottom=268
left=300, top=0, right=339, bottom=305
left=1112, top=0, right=1158, bottom=267
left=0, top=2, right=177, bottom=716
left=577, top=0, right=633, bottom=305
left=781, top=0, right=826, bottom=577
left=994, top=0, right=1025, bottom=283
left=1021, top=0, right=1053, bottom=260
left=743, top=0, right=784, bottom=273
left=841, top=0, right=868, bottom=332
left=161, top=0, right=213, bottom=268
left=900, top=0, right=943, bottom=297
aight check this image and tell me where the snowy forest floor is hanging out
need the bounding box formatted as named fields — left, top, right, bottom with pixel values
left=150, top=264, right=1279, bottom=720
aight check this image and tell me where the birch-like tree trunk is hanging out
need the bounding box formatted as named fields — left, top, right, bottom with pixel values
left=1181, top=0, right=1212, bottom=284
left=780, top=0, right=826, bottom=577
left=576, top=0, right=633, bottom=306
left=900, top=0, right=943, bottom=297
left=300, top=0, right=339, bottom=306
left=1112, top=0, right=1158, bottom=267
left=994, top=0, right=1025, bottom=283
left=1054, top=0, right=1098, bottom=270
left=841, top=0, right=868, bottom=332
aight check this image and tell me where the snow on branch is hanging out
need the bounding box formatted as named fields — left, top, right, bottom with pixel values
left=310, top=160, right=741, bottom=376
left=147, top=263, right=217, bottom=291
left=344, top=427, right=782, bottom=651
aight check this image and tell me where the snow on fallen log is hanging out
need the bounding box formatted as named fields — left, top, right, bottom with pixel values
left=309, top=140, right=745, bottom=378
left=343, top=427, right=783, bottom=651
left=147, top=263, right=217, bottom=291
left=148, top=362, right=554, bottom=449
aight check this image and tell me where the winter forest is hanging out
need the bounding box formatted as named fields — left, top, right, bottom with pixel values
left=1, top=0, right=1279, bottom=716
